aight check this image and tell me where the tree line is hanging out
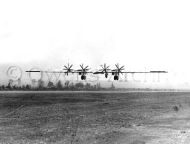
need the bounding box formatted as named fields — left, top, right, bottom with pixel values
left=0, top=80, right=113, bottom=91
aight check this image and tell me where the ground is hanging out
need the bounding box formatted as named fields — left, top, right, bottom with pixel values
left=0, top=91, right=190, bottom=144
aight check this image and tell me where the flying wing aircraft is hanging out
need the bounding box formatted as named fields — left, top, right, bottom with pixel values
left=93, top=63, right=168, bottom=80
left=26, top=63, right=167, bottom=81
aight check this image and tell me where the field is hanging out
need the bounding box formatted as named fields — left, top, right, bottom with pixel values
left=0, top=91, right=190, bottom=144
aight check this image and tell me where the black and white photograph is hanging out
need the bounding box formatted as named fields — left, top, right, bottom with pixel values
left=0, top=0, right=190, bottom=143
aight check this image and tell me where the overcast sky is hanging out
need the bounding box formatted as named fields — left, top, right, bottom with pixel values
left=0, top=0, right=190, bottom=74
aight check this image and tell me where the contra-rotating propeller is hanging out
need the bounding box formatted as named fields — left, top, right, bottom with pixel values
left=99, top=63, right=110, bottom=73
left=99, top=63, right=110, bottom=78
left=114, top=63, right=125, bottom=75
left=63, top=63, right=74, bottom=75
left=80, top=64, right=90, bottom=72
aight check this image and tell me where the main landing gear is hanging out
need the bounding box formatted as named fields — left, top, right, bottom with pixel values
left=114, top=75, right=119, bottom=80
left=81, top=75, right=86, bottom=80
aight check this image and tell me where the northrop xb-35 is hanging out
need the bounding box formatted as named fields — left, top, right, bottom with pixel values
left=26, top=63, right=167, bottom=81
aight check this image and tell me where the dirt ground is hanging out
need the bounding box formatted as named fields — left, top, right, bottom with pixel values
left=0, top=91, right=190, bottom=144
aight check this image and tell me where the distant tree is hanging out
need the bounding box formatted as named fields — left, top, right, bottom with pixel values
left=1, top=85, right=5, bottom=90
left=7, top=79, right=13, bottom=89
left=65, top=80, right=70, bottom=88
left=47, top=81, right=54, bottom=88
left=17, top=86, right=22, bottom=90
left=12, top=85, right=18, bottom=90
left=38, top=79, right=45, bottom=90
left=22, top=85, right=26, bottom=90
left=85, top=83, right=91, bottom=89
left=69, top=82, right=74, bottom=90
left=75, top=82, right=84, bottom=89
left=96, top=82, right=101, bottom=90
left=56, top=80, right=63, bottom=90
left=26, top=84, right=31, bottom=90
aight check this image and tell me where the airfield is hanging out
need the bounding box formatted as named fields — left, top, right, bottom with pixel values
left=0, top=91, right=190, bottom=144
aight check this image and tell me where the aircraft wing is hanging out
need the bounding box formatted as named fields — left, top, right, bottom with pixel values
left=26, top=70, right=71, bottom=73
left=26, top=70, right=168, bottom=74
left=73, top=71, right=93, bottom=73
left=119, top=71, right=168, bottom=73
left=93, top=71, right=168, bottom=74
left=93, top=71, right=104, bottom=74
left=149, top=71, right=168, bottom=73
left=72, top=69, right=93, bottom=73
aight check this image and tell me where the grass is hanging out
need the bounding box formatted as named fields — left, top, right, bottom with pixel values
left=0, top=92, right=190, bottom=143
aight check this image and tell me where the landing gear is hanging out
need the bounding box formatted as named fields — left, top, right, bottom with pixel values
left=105, top=73, right=108, bottom=78
left=81, top=75, right=86, bottom=80
left=114, top=75, right=119, bottom=80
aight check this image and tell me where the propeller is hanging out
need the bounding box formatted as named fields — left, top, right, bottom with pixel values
left=99, top=63, right=110, bottom=73
left=115, top=63, right=125, bottom=74
left=80, top=64, right=90, bottom=72
left=63, top=63, right=74, bottom=74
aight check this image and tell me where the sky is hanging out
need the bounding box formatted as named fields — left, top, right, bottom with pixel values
left=0, top=0, right=190, bottom=86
